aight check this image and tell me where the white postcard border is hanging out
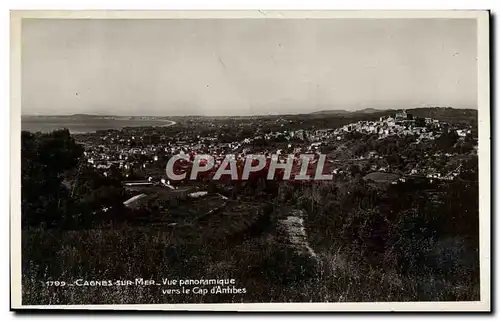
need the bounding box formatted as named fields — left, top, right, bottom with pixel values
left=9, top=9, right=491, bottom=312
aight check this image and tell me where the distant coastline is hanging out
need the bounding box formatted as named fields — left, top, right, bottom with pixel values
left=21, top=106, right=477, bottom=134
left=21, top=115, right=176, bottom=134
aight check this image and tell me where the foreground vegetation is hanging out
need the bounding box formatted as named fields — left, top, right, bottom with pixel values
left=22, top=179, right=479, bottom=304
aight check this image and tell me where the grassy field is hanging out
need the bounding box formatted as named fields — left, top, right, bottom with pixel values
left=22, top=228, right=478, bottom=305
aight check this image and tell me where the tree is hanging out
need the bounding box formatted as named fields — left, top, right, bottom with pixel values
left=436, top=130, right=459, bottom=152
left=349, top=164, right=361, bottom=177
left=21, top=129, right=84, bottom=227
left=415, top=117, right=426, bottom=128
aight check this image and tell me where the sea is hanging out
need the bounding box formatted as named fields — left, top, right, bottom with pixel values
left=21, top=118, right=175, bottom=134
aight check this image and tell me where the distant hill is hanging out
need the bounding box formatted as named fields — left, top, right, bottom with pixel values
left=310, top=108, right=386, bottom=115
left=355, top=108, right=384, bottom=114
left=310, top=106, right=477, bottom=119
left=22, top=114, right=117, bottom=119
left=71, top=114, right=111, bottom=118
left=22, top=106, right=477, bottom=123
left=21, top=114, right=163, bottom=121
left=310, top=109, right=350, bottom=115
left=406, top=107, right=478, bottom=126
left=406, top=107, right=477, bottom=118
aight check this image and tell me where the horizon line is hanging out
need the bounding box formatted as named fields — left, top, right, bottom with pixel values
left=21, top=105, right=477, bottom=118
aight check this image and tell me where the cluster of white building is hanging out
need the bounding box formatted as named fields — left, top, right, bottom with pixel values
left=333, top=111, right=442, bottom=141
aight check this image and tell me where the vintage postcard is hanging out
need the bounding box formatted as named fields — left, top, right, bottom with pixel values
left=10, top=10, right=490, bottom=311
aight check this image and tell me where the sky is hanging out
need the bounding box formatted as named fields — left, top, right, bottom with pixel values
left=21, top=18, right=477, bottom=116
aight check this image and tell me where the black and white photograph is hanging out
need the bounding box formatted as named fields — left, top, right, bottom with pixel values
left=10, top=10, right=490, bottom=311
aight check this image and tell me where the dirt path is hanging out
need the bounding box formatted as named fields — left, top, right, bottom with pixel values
left=276, top=209, right=318, bottom=261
